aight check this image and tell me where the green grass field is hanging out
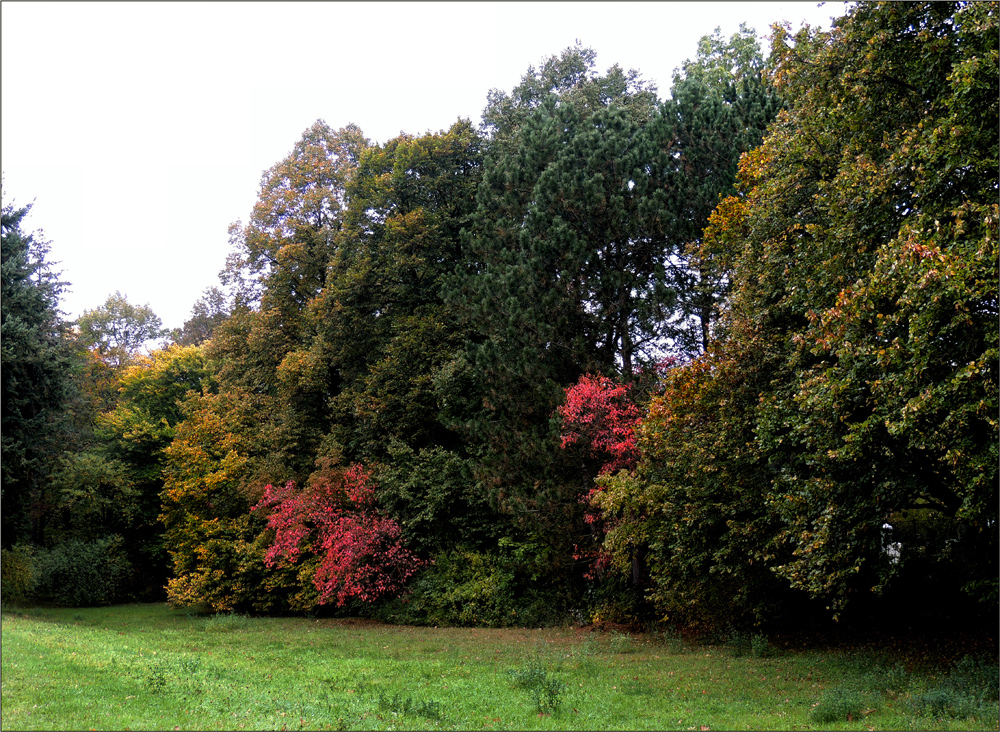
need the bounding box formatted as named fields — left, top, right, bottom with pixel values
left=1, top=604, right=996, bottom=731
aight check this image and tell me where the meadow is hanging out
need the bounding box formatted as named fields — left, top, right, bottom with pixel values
left=1, top=604, right=996, bottom=731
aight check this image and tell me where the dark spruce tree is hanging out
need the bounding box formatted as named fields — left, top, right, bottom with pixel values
left=1, top=197, right=74, bottom=546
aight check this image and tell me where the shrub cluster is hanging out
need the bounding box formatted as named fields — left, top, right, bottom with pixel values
left=0, top=545, right=35, bottom=604
left=29, top=536, right=133, bottom=606
left=375, top=549, right=566, bottom=627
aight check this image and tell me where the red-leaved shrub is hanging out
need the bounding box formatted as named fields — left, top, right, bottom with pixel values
left=253, top=461, right=424, bottom=607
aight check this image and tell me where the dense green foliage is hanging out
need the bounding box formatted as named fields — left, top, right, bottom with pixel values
left=1, top=198, right=74, bottom=546
left=753, top=0, right=998, bottom=614
left=170, top=286, right=229, bottom=346
left=28, top=536, right=133, bottom=606
left=598, top=0, right=998, bottom=625
left=4, top=2, right=995, bottom=637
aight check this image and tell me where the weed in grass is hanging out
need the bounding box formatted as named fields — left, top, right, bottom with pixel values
left=726, top=630, right=752, bottom=657
left=353, top=671, right=375, bottom=697
left=949, top=654, right=999, bottom=703
left=725, top=629, right=773, bottom=658
left=508, top=658, right=569, bottom=714
left=750, top=632, right=773, bottom=658
left=178, top=656, right=203, bottom=676
left=882, top=662, right=910, bottom=695
left=654, top=625, right=690, bottom=655
left=607, top=629, right=637, bottom=654
left=577, top=633, right=601, bottom=657
left=808, top=657, right=913, bottom=723
left=621, top=680, right=655, bottom=697
left=910, top=688, right=962, bottom=718
left=205, top=612, right=252, bottom=631
left=856, top=661, right=911, bottom=697
left=810, top=686, right=869, bottom=723
left=146, top=662, right=169, bottom=693
left=375, top=692, right=444, bottom=720
left=908, top=654, right=1000, bottom=721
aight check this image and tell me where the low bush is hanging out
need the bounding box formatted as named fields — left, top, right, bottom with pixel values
left=30, top=536, right=133, bottom=606
left=375, top=549, right=565, bottom=627
left=583, top=568, right=651, bottom=628
left=0, top=545, right=35, bottom=604
left=725, top=628, right=775, bottom=658
left=909, top=655, right=1000, bottom=721
left=809, top=654, right=1000, bottom=725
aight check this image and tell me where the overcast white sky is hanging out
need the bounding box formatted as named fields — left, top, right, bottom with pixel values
left=2, top=2, right=847, bottom=330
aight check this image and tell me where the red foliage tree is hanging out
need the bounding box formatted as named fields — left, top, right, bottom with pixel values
left=557, top=373, right=642, bottom=476
left=558, top=368, right=679, bottom=585
left=252, top=460, right=424, bottom=607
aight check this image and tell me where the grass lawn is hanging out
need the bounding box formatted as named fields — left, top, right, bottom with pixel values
left=1, top=603, right=996, bottom=731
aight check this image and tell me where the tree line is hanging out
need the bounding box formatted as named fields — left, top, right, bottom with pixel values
left=2, top=2, right=996, bottom=632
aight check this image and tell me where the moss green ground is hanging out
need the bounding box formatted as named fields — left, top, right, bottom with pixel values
left=1, top=603, right=996, bottom=731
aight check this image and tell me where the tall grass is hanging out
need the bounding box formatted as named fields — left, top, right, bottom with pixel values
left=1, top=604, right=996, bottom=731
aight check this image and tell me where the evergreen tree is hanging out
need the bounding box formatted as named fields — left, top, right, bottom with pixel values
left=481, top=42, right=658, bottom=156
left=1, top=197, right=74, bottom=545
left=665, top=24, right=781, bottom=354
left=449, top=48, right=675, bottom=586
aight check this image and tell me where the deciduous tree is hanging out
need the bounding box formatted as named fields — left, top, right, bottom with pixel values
left=172, top=286, right=229, bottom=346
left=212, top=121, right=371, bottom=481
left=311, top=120, right=482, bottom=460
left=752, top=0, right=999, bottom=611
left=89, top=344, right=218, bottom=595
left=76, top=291, right=167, bottom=368
left=160, top=385, right=299, bottom=613
left=557, top=374, right=641, bottom=478
left=625, top=1, right=998, bottom=622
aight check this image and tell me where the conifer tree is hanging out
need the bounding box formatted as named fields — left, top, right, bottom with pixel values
left=450, top=48, right=674, bottom=581
left=1, top=198, right=74, bottom=545
left=664, top=25, right=780, bottom=353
